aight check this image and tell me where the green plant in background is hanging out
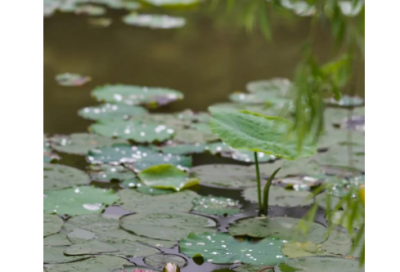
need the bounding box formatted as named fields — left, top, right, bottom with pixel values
left=209, top=107, right=317, bottom=215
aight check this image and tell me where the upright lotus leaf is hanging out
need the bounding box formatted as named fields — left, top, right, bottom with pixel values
left=228, top=217, right=327, bottom=244
left=325, top=95, right=364, bottom=107
left=246, top=78, right=292, bottom=95
left=44, top=186, right=119, bottom=215
left=64, top=240, right=119, bottom=255
left=140, top=0, right=200, bottom=8
left=132, top=153, right=193, bottom=172
left=192, top=196, right=241, bottom=216
left=44, top=246, right=90, bottom=264
left=87, top=144, right=156, bottom=165
left=45, top=255, right=132, bottom=272
left=55, top=73, right=91, bottom=87
left=92, top=84, right=184, bottom=106
left=160, top=143, right=207, bottom=155
left=88, top=164, right=137, bottom=183
left=180, top=233, right=287, bottom=265
left=274, top=257, right=363, bottom=272
left=120, top=212, right=216, bottom=241
left=50, top=133, right=127, bottom=155
left=144, top=254, right=187, bottom=269
left=90, top=120, right=174, bottom=143
left=44, top=214, right=64, bottom=237
left=44, top=233, right=72, bottom=246
left=243, top=186, right=313, bottom=207
left=123, top=14, right=186, bottom=29
left=118, top=189, right=198, bottom=213
left=44, top=164, right=91, bottom=191
left=138, top=164, right=199, bottom=191
left=209, top=108, right=317, bottom=160
left=189, top=164, right=258, bottom=188
left=78, top=103, right=148, bottom=121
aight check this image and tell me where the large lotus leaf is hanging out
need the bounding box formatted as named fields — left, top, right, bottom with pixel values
left=123, top=14, right=186, bottom=29
left=180, top=233, right=287, bottom=265
left=234, top=264, right=273, bottom=272
left=132, top=153, right=193, bottom=172
left=189, top=164, right=258, bottom=188
left=64, top=214, right=175, bottom=248
left=138, top=164, right=199, bottom=191
left=78, top=103, right=148, bottom=121
left=246, top=78, right=292, bottom=95
left=44, top=164, right=91, bottom=191
left=44, top=186, right=119, bottom=215
left=243, top=186, right=313, bottom=207
left=87, top=144, right=155, bottom=164
left=209, top=108, right=317, bottom=160
left=92, top=84, right=183, bottom=106
left=120, top=212, right=216, bottom=241
left=64, top=240, right=119, bottom=255
left=316, top=145, right=365, bottom=172
left=325, top=95, right=364, bottom=107
left=50, top=133, right=127, bottom=155
left=118, top=189, right=197, bottom=213
left=160, top=143, right=207, bottom=155
left=228, top=217, right=327, bottom=244
left=44, top=246, right=90, bottom=264
left=274, top=257, right=363, bottom=272
left=44, top=214, right=64, bottom=237
left=140, top=0, right=200, bottom=8
left=88, top=165, right=136, bottom=183
left=192, top=196, right=241, bottom=216
left=45, top=255, right=132, bottom=272
left=144, top=254, right=187, bottom=269
left=44, top=233, right=72, bottom=246
left=90, top=120, right=174, bottom=143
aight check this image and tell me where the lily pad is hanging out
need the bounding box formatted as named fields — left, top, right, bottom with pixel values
left=228, top=217, right=327, bottom=244
left=189, top=164, right=258, bottom=188
left=44, top=138, right=60, bottom=163
left=87, top=144, right=155, bottom=165
left=180, top=232, right=287, bottom=265
left=132, top=153, right=193, bottom=172
left=64, top=240, right=119, bottom=255
left=44, top=186, right=119, bottom=215
left=74, top=4, right=106, bottom=16
left=160, top=143, right=207, bottom=155
left=44, top=233, right=72, bottom=246
left=316, top=145, right=365, bottom=172
left=325, top=95, right=364, bottom=107
left=192, top=196, right=241, bottom=216
left=138, top=164, right=199, bottom=191
left=90, top=120, right=174, bottom=143
left=123, top=14, right=186, bottom=29
left=144, top=254, right=187, bottom=269
left=129, top=113, right=191, bottom=130
left=121, top=178, right=141, bottom=188
left=118, top=189, right=198, bottom=213
left=44, top=246, right=90, bottom=264
left=55, top=73, right=91, bottom=87
left=45, top=255, right=132, bottom=272
left=234, top=264, right=273, bottom=272
left=44, top=164, right=91, bottom=191
left=92, top=84, right=183, bottom=106
left=229, top=92, right=289, bottom=107
left=78, top=103, right=148, bottom=121
left=173, top=128, right=219, bottom=144
left=136, top=185, right=175, bottom=195
left=140, top=0, right=200, bottom=8
left=44, top=214, right=64, bottom=237
left=120, top=212, right=216, bottom=241
left=274, top=257, right=363, bottom=272
left=246, top=78, right=292, bottom=95
left=209, top=108, right=317, bottom=160
left=274, top=175, right=324, bottom=191
left=50, top=133, right=127, bottom=155
left=88, top=165, right=136, bottom=183
left=176, top=109, right=210, bottom=123
left=243, top=186, right=313, bottom=207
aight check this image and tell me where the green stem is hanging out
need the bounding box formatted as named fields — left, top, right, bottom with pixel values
left=254, top=152, right=262, bottom=216
left=263, top=167, right=282, bottom=216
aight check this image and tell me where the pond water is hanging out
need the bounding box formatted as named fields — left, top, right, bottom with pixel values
left=44, top=2, right=365, bottom=272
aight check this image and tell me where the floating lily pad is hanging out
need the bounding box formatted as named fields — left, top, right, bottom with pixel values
left=229, top=92, right=289, bottom=107
left=160, top=143, right=207, bottom=155
left=87, top=144, right=155, bottom=164
left=55, top=73, right=91, bottom=87
left=234, top=264, right=273, bottom=272
left=192, top=196, right=241, bottom=216
left=65, top=240, right=119, bottom=255
left=316, top=145, right=365, bottom=172
left=44, top=164, right=91, bottom=191
left=180, top=232, right=287, bottom=265
left=44, top=186, right=119, bottom=215
left=228, top=217, right=326, bottom=244
left=50, top=133, right=127, bottom=155
left=44, top=214, right=64, bottom=237
left=138, top=164, right=199, bottom=191
left=45, top=255, right=132, bottom=272
left=44, top=138, right=60, bottom=163
left=209, top=108, right=317, bottom=160
left=129, top=113, right=191, bottom=129
left=206, top=142, right=274, bottom=162
left=243, top=186, right=313, bottom=207
left=92, top=84, right=183, bottom=106
left=325, top=95, right=364, bottom=107
left=118, top=189, right=198, bottom=213
left=120, top=212, right=216, bottom=241
left=75, top=4, right=106, bottom=16
left=205, top=142, right=232, bottom=155
left=44, top=233, right=72, bottom=246
left=132, top=153, right=193, bottom=172
left=67, top=228, right=99, bottom=243
left=90, top=120, right=174, bottom=143
left=246, top=78, right=292, bottom=95
left=189, top=164, right=258, bottom=188
left=136, top=185, right=175, bottom=195
left=79, top=103, right=148, bottom=121
left=173, top=128, right=219, bottom=144
left=44, top=246, right=90, bottom=264
left=140, top=0, right=200, bottom=8
left=274, top=257, right=363, bottom=272
left=176, top=109, right=210, bottom=123
left=123, top=14, right=186, bottom=29
left=144, top=254, right=187, bottom=269
left=274, top=175, right=323, bottom=191
left=88, top=165, right=136, bottom=183
left=121, top=177, right=141, bottom=188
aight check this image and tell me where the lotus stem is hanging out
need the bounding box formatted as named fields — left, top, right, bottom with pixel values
left=253, top=152, right=262, bottom=216
left=263, top=167, right=281, bottom=216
